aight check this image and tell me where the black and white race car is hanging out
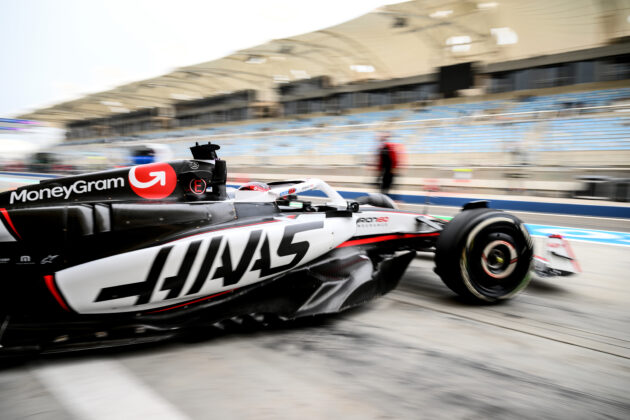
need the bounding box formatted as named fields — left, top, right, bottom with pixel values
left=0, top=142, right=577, bottom=354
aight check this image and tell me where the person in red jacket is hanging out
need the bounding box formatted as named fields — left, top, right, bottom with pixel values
left=376, top=132, right=399, bottom=195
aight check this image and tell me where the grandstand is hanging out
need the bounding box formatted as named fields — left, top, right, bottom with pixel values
left=15, top=0, right=630, bottom=198
left=55, top=85, right=630, bottom=165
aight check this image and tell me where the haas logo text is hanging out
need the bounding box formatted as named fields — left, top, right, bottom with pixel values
left=94, top=222, right=324, bottom=306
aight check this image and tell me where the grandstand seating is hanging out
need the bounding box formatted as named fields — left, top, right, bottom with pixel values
left=211, top=117, right=628, bottom=157
left=507, top=89, right=630, bottom=114
left=61, top=88, right=630, bottom=164
left=539, top=118, right=630, bottom=151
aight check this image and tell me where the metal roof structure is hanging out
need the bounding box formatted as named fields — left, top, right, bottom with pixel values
left=21, top=0, right=630, bottom=124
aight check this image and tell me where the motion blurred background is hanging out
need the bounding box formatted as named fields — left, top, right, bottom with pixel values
left=2, top=0, right=629, bottom=202
left=2, top=2, right=630, bottom=419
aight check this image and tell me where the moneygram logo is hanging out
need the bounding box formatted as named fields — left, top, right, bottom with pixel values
left=10, top=178, right=125, bottom=204
left=128, top=162, right=177, bottom=199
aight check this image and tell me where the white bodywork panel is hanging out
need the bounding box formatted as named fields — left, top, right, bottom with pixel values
left=56, top=214, right=356, bottom=314
left=353, top=208, right=422, bottom=236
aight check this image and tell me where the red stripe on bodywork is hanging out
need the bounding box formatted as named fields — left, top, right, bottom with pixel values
left=44, top=275, right=70, bottom=312
left=0, top=208, right=21, bottom=239
left=337, top=232, right=439, bottom=248
left=147, top=289, right=235, bottom=314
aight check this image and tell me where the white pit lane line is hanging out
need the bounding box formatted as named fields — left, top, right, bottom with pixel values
left=32, top=359, right=190, bottom=420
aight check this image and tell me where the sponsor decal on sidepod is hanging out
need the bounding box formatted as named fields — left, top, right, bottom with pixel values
left=128, top=162, right=177, bottom=199
left=9, top=178, right=125, bottom=204
left=54, top=218, right=347, bottom=313
left=9, top=163, right=177, bottom=204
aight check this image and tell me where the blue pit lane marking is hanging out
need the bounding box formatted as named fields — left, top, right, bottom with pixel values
left=526, top=224, right=630, bottom=247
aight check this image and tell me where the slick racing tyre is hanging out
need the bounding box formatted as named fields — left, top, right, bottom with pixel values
left=434, top=208, right=533, bottom=303
left=356, top=193, right=397, bottom=209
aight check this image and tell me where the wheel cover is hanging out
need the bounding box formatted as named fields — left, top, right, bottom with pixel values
left=460, top=216, right=532, bottom=301
left=480, top=240, right=518, bottom=279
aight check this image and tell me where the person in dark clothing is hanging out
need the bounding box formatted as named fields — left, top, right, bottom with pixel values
left=376, top=132, right=398, bottom=195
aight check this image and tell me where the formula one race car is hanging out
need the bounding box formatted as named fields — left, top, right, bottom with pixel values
left=0, top=143, right=578, bottom=354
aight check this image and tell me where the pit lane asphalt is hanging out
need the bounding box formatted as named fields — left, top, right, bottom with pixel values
left=1, top=237, right=628, bottom=419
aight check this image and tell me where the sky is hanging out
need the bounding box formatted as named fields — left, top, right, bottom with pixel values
left=0, top=0, right=401, bottom=117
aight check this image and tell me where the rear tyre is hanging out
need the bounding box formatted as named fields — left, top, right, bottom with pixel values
left=434, top=208, right=533, bottom=303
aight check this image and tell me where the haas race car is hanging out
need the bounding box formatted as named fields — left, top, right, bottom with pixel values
left=0, top=143, right=578, bottom=354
